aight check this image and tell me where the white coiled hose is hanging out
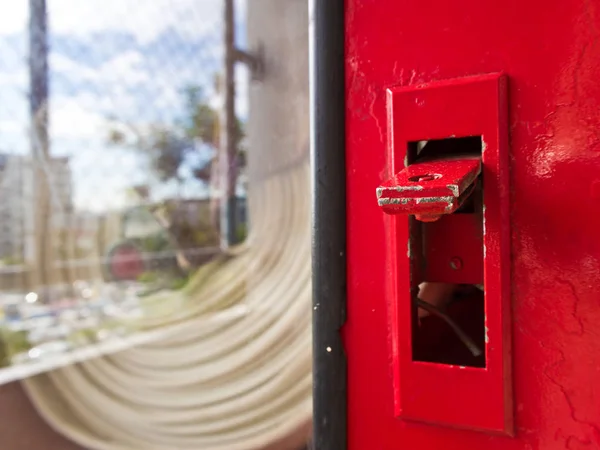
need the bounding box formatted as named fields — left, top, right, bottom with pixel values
left=23, top=159, right=313, bottom=450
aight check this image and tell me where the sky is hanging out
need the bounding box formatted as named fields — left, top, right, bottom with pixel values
left=0, top=0, right=248, bottom=213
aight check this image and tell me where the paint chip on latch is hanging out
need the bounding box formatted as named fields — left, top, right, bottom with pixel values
left=387, top=184, right=425, bottom=192
left=378, top=197, right=410, bottom=206
left=447, top=184, right=459, bottom=197
left=415, top=196, right=453, bottom=204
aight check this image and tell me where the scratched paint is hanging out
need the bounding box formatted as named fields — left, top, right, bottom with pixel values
left=446, top=184, right=460, bottom=197
left=377, top=197, right=410, bottom=205
left=379, top=184, right=425, bottom=193
left=415, top=196, right=454, bottom=204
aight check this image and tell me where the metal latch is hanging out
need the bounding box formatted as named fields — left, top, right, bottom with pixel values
left=376, top=156, right=481, bottom=222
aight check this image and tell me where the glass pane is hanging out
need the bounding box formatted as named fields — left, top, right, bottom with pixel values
left=0, top=1, right=311, bottom=449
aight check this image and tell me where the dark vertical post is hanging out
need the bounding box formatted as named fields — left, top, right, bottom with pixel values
left=29, top=0, right=48, bottom=156
left=220, top=0, right=238, bottom=248
left=29, top=0, right=50, bottom=289
left=310, top=0, right=346, bottom=449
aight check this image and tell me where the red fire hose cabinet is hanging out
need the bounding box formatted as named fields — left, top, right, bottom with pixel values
left=343, top=1, right=600, bottom=449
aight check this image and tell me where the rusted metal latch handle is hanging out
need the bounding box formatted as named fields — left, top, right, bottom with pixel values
left=376, top=156, right=481, bottom=222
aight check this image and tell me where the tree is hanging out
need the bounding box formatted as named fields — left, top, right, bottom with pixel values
left=108, top=84, right=246, bottom=188
left=106, top=84, right=247, bottom=271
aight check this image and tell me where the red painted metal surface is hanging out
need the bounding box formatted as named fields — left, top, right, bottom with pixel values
left=386, top=74, right=512, bottom=433
left=344, top=1, right=600, bottom=449
left=377, top=156, right=481, bottom=221
left=423, top=215, right=483, bottom=285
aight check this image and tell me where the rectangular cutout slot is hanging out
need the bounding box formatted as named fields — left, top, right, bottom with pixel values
left=407, top=137, right=485, bottom=369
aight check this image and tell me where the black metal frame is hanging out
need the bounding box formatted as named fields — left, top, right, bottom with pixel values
left=310, top=0, right=346, bottom=449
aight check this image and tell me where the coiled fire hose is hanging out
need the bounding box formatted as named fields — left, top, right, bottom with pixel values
left=23, top=159, right=312, bottom=450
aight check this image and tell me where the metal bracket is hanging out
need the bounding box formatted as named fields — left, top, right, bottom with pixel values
left=234, top=43, right=265, bottom=81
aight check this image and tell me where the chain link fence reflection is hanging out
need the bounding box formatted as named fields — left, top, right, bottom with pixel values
left=0, top=0, right=249, bottom=369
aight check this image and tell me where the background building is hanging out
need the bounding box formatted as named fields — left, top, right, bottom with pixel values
left=0, top=153, right=73, bottom=263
